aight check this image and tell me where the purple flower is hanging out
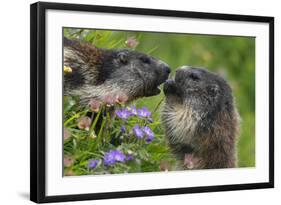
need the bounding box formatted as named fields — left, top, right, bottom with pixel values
left=103, top=151, right=116, bottom=166
left=103, top=150, right=126, bottom=166
left=132, top=125, right=144, bottom=139
left=115, top=108, right=131, bottom=120
left=127, top=154, right=134, bottom=161
left=137, top=107, right=151, bottom=118
left=128, top=105, right=137, bottom=115
left=121, top=125, right=126, bottom=133
left=88, top=159, right=99, bottom=169
left=114, top=151, right=126, bottom=162
left=145, top=135, right=154, bottom=143
left=142, top=126, right=154, bottom=142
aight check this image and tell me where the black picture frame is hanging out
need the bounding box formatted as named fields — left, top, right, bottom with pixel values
left=30, top=1, right=274, bottom=203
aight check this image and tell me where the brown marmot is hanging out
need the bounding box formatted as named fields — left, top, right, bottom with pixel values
left=161, top=66, right=240, bottom=170
left=63, top=37, right=170, bottom=105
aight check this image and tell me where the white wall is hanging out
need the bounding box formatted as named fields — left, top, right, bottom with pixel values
left=0, top=0, right=279, bottom=204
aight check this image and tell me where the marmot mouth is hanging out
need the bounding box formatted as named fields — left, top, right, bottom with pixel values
left=144, top=85, right=161, bottom=97
left=144, top=74, right=170, bottom=97
left=163, top=79, right=177, bottom=95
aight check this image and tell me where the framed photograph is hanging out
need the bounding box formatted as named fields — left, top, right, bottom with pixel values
left=30, top=2, right=274, bottom=203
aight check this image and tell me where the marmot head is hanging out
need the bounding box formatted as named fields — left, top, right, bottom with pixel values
left=162, top=66, right=236, bottom=145
left=99, top=48, right=171, bottom=98
left=64, top=38, right=170, bottom=104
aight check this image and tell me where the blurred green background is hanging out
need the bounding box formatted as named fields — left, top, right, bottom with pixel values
left=64, top=28, right=255, bottom=168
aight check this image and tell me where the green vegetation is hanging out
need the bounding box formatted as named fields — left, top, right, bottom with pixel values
left=63, top=28, right=255, bottom=176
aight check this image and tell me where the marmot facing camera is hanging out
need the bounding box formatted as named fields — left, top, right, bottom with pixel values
left=161, top=66, right=240, bottom=169
left=64, top=37, right=170, bottom=105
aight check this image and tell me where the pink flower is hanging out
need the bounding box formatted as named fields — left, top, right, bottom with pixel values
left=64, top=170, right=74, bottom=176
left=183, top=154, right=200, bottom=169
left=115, top=93, right=128, bottom=104
left=64, top=155, right=74, bottom=167
left=125, top=37, right=139, bottom=48
left=160, top=161, right=169, bottom=171
left=88, top=99, right=101, bottom=112
left=77, top=116, right=92, bottom=131
left=102, top=95, right=115, bottom=107
left=64, top=127, right=71, bottom=141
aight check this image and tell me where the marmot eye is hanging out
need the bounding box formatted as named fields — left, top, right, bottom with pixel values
left=208, top=85, right=219, bottom=97
left=189, top=73, right=200, bottom=81
left=140, top=56, right=151, bottom=64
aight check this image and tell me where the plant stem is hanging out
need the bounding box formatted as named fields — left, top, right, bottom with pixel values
left=89, top=107, right=103, bottom=137
left=152, top=96, right=164, bottom=114
left=64, top=110, right=88, bottom=126
left=97, top=117, right=107, bottom=145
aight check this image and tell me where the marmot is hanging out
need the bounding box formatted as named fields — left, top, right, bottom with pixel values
left=161, top=66, right=240, bottom=170
left=64, top=37, right=170, bottom=104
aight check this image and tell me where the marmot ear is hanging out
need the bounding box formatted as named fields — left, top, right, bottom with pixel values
left=117, top=52, right=128, bottom=64
left=207, top=84, right=219, bottom=97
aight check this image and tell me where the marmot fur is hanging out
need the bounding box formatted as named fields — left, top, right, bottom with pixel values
left=64, top=37, right=170, bottom=104
left=161, top=66, right=240, bottom=169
